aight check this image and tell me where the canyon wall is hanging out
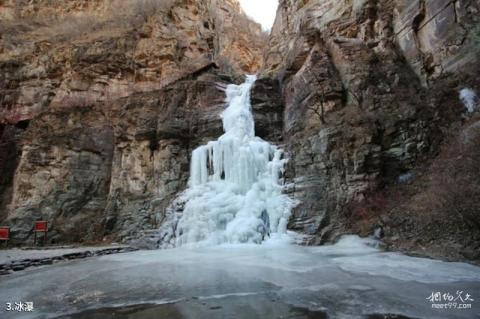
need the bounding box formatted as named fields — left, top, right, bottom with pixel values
left=258, top=0, right=480, bottom=259
left=0, top=0, right=266, bottom=242
left=1, top=0, right=479, bottom=260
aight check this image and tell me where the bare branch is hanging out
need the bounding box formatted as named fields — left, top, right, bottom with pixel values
left=306, top=88, right=326, bottom=124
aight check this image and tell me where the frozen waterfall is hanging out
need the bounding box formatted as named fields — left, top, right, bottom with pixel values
left=158, top=75, right=295, bottom=247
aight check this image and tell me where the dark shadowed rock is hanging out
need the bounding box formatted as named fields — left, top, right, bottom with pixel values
left=259, top=0, right=480, bottom=248
left=0, top=0, right=266, bottom=243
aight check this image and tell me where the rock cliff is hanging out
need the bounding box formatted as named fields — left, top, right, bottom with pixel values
left=258, top=0, right=480, bottom=260
left=0, top=0, right=265, bottom=242
left=1, top=0, right=479, bottom=261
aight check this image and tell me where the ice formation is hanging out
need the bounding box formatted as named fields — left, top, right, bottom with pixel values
left=158, top=75, right=295, bottom=247
left=459, top=88, right=478, bottom=113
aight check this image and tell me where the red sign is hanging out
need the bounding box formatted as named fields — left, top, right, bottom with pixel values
left=0, top=227, right=9, bottom=240
left=35, top=221, right=48, bottom=232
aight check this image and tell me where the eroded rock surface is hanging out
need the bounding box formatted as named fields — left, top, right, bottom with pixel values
left=0, top=0, right=265, bottom=243
left=258, top=0, right=480, bottom=250
left=1, top=0, right=479, bottom=261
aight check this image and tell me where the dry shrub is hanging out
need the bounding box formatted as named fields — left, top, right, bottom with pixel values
left=131, top=0, right=176, bottom=23
left=42, top=15, right=99, bottom=41
left=419, top=124, right=480, bottom=230
left=11, top=0, right=177, bottom=42
left=346, top=191, right=389, bottom=234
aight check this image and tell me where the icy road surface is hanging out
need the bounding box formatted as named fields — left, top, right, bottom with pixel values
left=0, top=236, right=479, bottom=319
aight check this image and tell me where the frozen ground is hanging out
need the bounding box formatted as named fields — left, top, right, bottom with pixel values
left=0, top=235, right=479, bottom=319
left=0, top=245, right=128, bottom=264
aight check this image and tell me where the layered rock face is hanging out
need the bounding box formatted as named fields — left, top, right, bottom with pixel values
left=259, top=0, right=480, bottom=250
left=1, top=0, right=479, bottom=260
left=0, top=0, right=265, bottom=242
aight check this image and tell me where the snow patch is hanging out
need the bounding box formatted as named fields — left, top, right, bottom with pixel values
left=459, top=88, right=478, bottom=113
